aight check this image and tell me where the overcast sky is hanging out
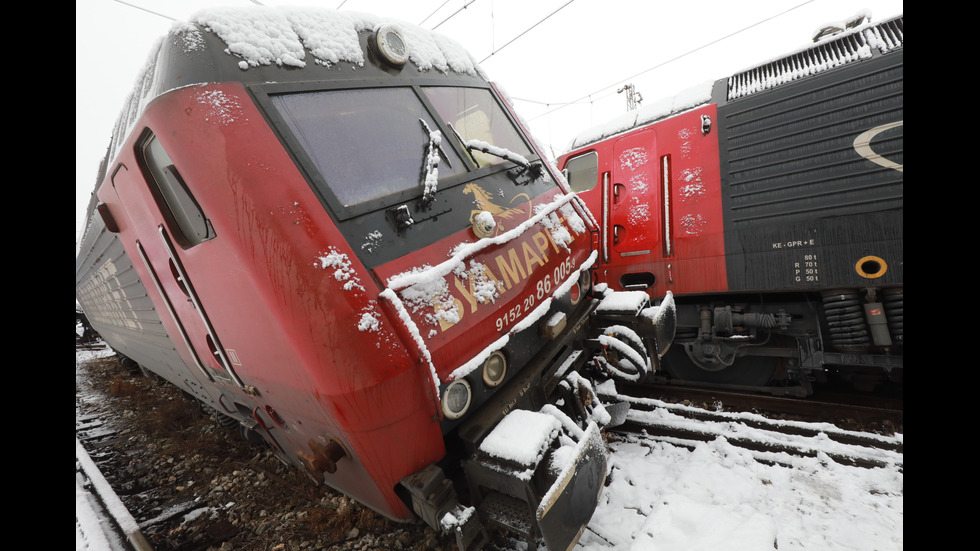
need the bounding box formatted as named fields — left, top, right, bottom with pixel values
left=75, top=0, right=903, bottom=250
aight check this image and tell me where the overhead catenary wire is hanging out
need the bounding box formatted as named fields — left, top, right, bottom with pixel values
left=110, top=0, right=176, bottom=21
left=419, top=0, right=454, bottom=25
left=431, top=0, right=479, bottom=30
left=478, top=0, right=576, bottom=63
left=525, top=0, right=818, bottom=121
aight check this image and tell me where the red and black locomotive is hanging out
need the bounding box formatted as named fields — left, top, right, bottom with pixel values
left=75, top=7, right=674, bottom=550
left=558, top=15, right=903, bottom=395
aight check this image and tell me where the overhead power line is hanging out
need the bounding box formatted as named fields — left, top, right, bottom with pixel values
left=528, top=0, right=818, bottom=121
left=419, top=0, right=454, bottom=25
left=432, top=0, right=479, bottom=30
left=111, top=0, right=267, bottom=21
left=110, top=0, right=175, bottom=21
left=479, top=0, right=576, bottom=63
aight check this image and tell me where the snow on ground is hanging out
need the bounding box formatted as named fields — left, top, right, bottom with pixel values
left=579, top=434, right=902, bottom=550
left=76, top=345, right=138, bottom=551
left=76, top=343, right=901, bottom=551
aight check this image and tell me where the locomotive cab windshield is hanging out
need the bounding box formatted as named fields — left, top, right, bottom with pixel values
left=260, top=81, right=544, bottom=225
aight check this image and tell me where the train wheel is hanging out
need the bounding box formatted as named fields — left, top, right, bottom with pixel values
left=662, top=345, right=776, bottom=387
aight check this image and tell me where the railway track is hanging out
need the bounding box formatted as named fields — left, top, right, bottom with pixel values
left=75, top=346, right=440, bottom=551
left=77, top=342, right=901, bottom=550
left=76, top=415, right=154, bottom=551
left=75, top=354, right=246, bottom=551
left=620, top=381, right=903, bottom=427
left=600, top=382, right=903, bottom=472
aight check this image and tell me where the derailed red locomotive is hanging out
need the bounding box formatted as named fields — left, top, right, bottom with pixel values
left=558, top=15, right=902, bottom=396
left=74, top=7, right=674, bottom=550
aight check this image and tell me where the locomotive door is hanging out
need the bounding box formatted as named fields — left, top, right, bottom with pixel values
left=603, top=128, right=662, bottom=276
left=100, top=139, right=246, bottom=393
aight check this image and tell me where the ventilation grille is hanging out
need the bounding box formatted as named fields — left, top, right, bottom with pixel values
left=727, top=16, right=903, bottom=101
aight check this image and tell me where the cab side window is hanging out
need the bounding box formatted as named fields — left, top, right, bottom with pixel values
left=139, top=132, right=215, bottom=248
left=564, top=151, right=599, bottom=193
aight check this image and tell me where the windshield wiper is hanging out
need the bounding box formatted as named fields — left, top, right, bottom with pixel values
left=448, top=122, right=543, bottom=180
left=419, top=119, right=448, bottom=207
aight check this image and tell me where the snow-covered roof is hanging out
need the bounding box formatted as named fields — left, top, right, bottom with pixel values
left=192, top=7, right=484, bottom=75
left=565, top=13, right=903, bottom=152
left=104, top=6, right=487, bottom=177
left=726, top=14, right=903, bottom=101
left=565, top=82, right=714, bottom=151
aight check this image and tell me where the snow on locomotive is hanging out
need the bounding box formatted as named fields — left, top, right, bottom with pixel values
left=74, top=7, right=674, bottom=550
left=558, top=14, right=903, bottom=395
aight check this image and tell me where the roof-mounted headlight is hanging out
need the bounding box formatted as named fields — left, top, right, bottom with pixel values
left=441, top=379, right=472, bottom=420
left=373, top=24, right=408, bottom=68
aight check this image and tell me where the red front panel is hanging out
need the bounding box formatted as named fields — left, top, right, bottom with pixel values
left=561, top=104, right=728, bottom=297
left=373, top=190, right=595, bottom=383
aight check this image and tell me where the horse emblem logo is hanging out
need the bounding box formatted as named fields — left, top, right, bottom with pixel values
left=463, top=183, right=530, bottom=236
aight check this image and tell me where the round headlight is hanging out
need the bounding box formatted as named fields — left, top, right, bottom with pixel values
left=441, top=379, right=472, bottom=420
left=571, top=270, right=591, bottom=305
left=482, top=351, right=507, bottom=387
left=373, top=24, right=408, bottom=67
left=569, top=277, right=581, bottom=305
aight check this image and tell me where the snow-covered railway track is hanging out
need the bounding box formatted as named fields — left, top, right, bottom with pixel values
left=603, top=391, right=903, bottom=472
left=76, top=434, right=154, bottom=551
left=75, top=378, right=232, bottom=551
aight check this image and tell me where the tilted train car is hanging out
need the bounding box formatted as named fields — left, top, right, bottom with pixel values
left=74, top=7, right=674, bottom=550
left=558, top=15, right=902, bottom=395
